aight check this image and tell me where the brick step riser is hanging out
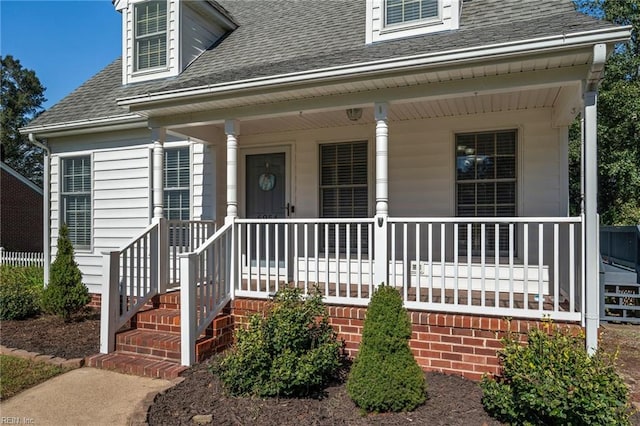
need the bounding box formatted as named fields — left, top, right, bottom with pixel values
left=86, top=353, right=187, bottom=380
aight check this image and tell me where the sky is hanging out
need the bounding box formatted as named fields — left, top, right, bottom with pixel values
left=1, top=0, right=122, bottom=109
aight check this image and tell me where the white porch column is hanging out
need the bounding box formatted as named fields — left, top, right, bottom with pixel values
left=225, top=119, right=240, bottom=222
left=151, top=127, right=166, bottom=219
left=374, top=102, right=389, bottom=287
left=583, top=90, right=599, bottom=355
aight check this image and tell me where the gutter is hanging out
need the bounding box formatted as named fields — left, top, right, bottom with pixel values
left=28, top=134, right=51, bottom=287
left=117, top=26, right=632, bottom=108
left=21, top=113, right=146, bottom=138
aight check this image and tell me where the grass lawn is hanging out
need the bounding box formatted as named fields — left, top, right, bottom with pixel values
left=0, top=355, right=69, bottom=400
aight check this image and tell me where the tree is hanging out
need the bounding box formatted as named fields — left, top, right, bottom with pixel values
left=1, top=55, right=46, bottom=187
left=570, top=1, right=640, bottom=224
left=41, top=224, right=90, bottom=321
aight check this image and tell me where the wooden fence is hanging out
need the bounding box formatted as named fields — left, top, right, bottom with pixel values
left=0, top=247, right=45, bottom=267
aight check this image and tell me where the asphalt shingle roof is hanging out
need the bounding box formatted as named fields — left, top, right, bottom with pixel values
left=30, top=0, right=616, bottom=128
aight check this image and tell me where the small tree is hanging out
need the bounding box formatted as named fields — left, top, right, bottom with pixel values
left=42, top=224, right=90, bottom=320
left=347, top=285, right=427, bottom=412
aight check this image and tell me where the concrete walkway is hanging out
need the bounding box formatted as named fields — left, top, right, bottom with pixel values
left=0, top=367, right=175, bottom=426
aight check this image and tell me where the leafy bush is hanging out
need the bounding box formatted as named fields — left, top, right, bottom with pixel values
left=481, top=321, right=632, bottom=425
left=41, top=224, right=90, bottom=321
left=217, top=287, right=342, bottom=397
left=347, top=285, right=426, bottom=412
left=0, top=265, right=43, bottom=320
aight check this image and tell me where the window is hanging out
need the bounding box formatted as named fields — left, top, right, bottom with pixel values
left=164, top=147, right=190, bottom=221
left=61, top=156, right=91, bottom=248
left=135, top=0, right=167, bottom=71
left=320, top=141, right=368, bottom=252
left=386, top=0, right=438, bottom=26
left=456, top=130, right=517, bottom=254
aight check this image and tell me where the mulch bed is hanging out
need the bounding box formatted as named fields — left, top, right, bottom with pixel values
left=147, top=357, right=503, bottom=426
left=0, top=308, right=100, bottom=359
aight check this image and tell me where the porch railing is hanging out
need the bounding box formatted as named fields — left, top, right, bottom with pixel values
left=168, top=220, right=217, bottom=287
left=234, top=218, right=376, bottom=305
left=101, top=220, right=162, bottom=354
left=229, top=216, right=584, bottom=321
left=179, top=222, right=234, bottom=365
left=387, top=217, right=584, bottom=321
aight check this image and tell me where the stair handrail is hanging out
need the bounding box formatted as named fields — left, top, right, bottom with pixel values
left=180, top=221, right=235, bottom=365
left=100, top=218, right=165, bottom=354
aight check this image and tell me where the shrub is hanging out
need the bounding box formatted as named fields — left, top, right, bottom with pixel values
left=347, top=285, right=426, bottom=412
left=481, top=321, right=632, bottom=425
left=217, top=287, right=342, bottom=397
left=41, top=224, right=90, bottom=321
left=0, top=265, right=43, bottom=320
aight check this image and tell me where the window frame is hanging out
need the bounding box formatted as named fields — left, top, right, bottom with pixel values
left=384, top=0, right=441, bottom=29
left=454, top=129, right=518, bottom=256
left=60, top=155, right=92, bottom=250
left=163, top=145, right=191, bottom=222
left=133, top=0, right=169, bottom=73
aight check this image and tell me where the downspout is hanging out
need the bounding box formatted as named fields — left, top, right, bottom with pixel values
left=28, top=134, right=50, bottom=287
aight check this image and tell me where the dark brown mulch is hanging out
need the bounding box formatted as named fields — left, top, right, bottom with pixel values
left=0, top=308, right=100, bottom=359
left=147, top=358, right=503, bottom=426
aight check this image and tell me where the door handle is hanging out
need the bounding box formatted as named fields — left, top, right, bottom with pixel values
left=284, top=203, right=295, bottom=216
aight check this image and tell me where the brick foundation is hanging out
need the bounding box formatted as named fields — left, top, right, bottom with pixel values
left=88, top=293, right=101, bottom=309
left=231, top=298, right=581, bottom=381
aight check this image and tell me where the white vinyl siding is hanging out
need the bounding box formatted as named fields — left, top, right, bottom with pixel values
left=61, top=156, right=91, bottom=248
left=134, top=0, right=168, bottom=71
left=164, top=146, right=190, bottom=220
left=386, top=0, right=438, bottom=26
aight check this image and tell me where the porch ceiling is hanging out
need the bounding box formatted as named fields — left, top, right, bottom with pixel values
left=151, top=49, right=591, bottom=132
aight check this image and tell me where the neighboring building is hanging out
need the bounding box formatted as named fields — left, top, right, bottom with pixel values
left=0, top=161, right=43, bottom=252
left=22, top=0, right=631, bottom=378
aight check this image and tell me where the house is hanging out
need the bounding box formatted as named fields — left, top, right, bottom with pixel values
left=0, top=160, right=43, bottom=253
left=22, top=0, right=631, bottom=379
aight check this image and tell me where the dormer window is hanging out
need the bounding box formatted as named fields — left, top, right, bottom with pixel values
left=366, top=0, right=461, bottom=44
left=134, top=0, right=168, bottom=71
left=386, top=0, right=438, bottom=26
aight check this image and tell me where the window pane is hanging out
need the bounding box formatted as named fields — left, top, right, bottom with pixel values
left=164, top=147, right=190, bottom=224
left=421, top=0, right=438, bottom=18
left=62, top=156, right=91, bottom=247
left=456, top=130, right=517, bottom=255
left=135, top=0, right=167, bottom=70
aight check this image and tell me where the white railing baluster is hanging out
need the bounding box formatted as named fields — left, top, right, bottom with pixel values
left=509, top=223, right=514, bottom=309
left=256, top=224, right=262, bottom=292
left=481, top=223, right=486, bottom=308
left=346, top=223, right=351, bottom=298
left=523, top=223, right=529, bottom=310
left=324, top=223, right=330, bottom=296
left=467, top=223, right=472, bottom=306
left=415, top=223, right=421, bottom=303
left=554, top=223, right=559, bottom=312
left=403, top=223, right=408, bottom=302
left=314, top=223, right=319, bottom=291
left=454, top=223, right=459, bottom=305
left=334, top=224, right=339, bottom=297
left=294, top=223, right=299, bottom=291
left=391, top=223, right=397, bottom=289
left=428, top=223, right=433, bottom=304
left=266, top=222, right=271, bottom=293
left=494, top=224, right=499, bottom=308
left=440, top=223, right=446, bottom=304
left=569, top=223, right=575, bottom=313
left=357, top=224, right=362, bottom=299
left=538, top=223, right=544, bottom=312
left=275, top=223, right=280, bottom=292
left=304, top=223, right=309, bottom=295
left=368, top=222, right=373, bottom=298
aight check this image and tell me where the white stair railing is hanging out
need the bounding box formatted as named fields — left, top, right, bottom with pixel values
left=180, top=222, right=234, bottom=366
left=100, top=218, right=166, bottom=354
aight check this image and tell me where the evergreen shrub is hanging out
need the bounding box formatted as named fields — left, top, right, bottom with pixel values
left=0, top=265, right=43, bottom=320
left=481, top=321, right=632, bottom=425
left=347, top=285, right=426, bottom=412
left=217, top=287, right=342, bottom=397
left=41, top=224, right=90, bottom=321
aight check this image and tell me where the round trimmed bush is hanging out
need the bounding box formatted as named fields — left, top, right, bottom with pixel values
left=218, top=287, right=342, bottom=397
left=347, top=285, right=427, bottom=412
left=0, top=265, right=43, bottom=320
left=481, top=322, right=632, bottom=425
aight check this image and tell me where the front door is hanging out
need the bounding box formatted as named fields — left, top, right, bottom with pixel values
left=245, top=152, right=288, bottom=269
left=246, top=152, right=287, bottom=219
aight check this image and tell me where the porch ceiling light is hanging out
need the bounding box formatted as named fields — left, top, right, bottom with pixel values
left=346, top=108, right=363, bottom=121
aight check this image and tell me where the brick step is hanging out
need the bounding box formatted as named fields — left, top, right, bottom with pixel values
left=116, top=329, right=182, bottom=361
left=153, top=291, right=181, bottom=309
left=133, top=308, right=181, bottom=333
left=85, top=352, right=187, bottom=379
